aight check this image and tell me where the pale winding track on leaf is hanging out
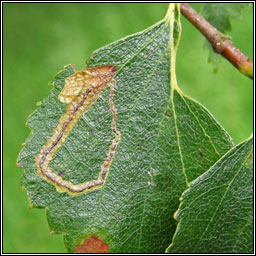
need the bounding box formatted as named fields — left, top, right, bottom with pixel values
left=35, top=65, right=120, bottom=195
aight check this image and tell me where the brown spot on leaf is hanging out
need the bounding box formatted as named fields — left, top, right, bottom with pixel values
left=15, top=162, right=19, bottom=168
left=145, top=49, right=152, bottom=56
left=89, top=128, right=94, bottom=136
left=245, top=150, right=253, bottom=167
left=164, top=110, right=172, bottom=118
left=75, top=236, right=109, bottom=253
left=249, top=151, right=253, bottom=163
left=58, top=170, right=65, bottom=177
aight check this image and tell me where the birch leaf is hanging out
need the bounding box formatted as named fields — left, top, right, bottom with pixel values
left=17, top=4, right=233, bottom=253
left=167, top=136, right=253, bottom=253
left=201, top=3, right=252, bottom=72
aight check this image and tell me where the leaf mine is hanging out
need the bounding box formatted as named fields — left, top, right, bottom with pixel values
left=35, top=64, right=121, bottom=195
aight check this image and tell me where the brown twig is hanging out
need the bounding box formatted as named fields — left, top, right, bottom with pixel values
left=180, top=3, right=253, bottom=79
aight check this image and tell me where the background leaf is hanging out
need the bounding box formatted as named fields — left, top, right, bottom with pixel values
left=167, top=136, right=253, bottom=253
left=201, top=3, right=252, bottom=33
left=200, top=3, right=252, bottom=72
left=16, top=4, right=234, bottom=253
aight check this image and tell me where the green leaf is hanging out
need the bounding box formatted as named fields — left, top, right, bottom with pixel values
left=17, top=4, right=233, bottom=253
left=201, top=3, right=252, bottom=72
left=201, top=3, right=251, bottom=33
left=204, top=41, right=221, bottom=74
left=166, top=136, right=253, bottom=253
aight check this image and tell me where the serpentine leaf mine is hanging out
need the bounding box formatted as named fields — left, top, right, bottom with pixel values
left=34, top=64, right=120, bottom=195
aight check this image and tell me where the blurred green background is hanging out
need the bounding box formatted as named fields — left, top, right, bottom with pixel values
left=3, top=3, right=253, bottom=253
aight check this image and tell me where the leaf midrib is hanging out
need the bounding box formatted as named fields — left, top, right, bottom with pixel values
left=87, top=20, right=170, bottom=250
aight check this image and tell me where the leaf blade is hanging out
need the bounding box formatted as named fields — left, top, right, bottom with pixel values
left=167, top=136, right=253, bottom=253
left=17, top=4, right=234, bottom=253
